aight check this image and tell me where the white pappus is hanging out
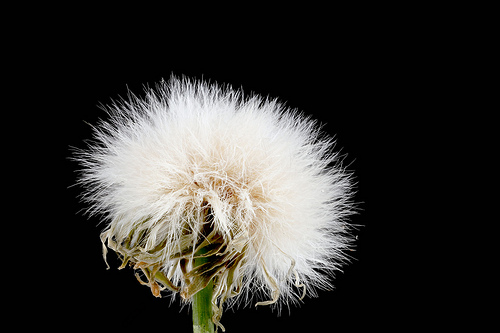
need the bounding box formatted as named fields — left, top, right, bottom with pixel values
left=75, top=76, right=356, bottom=330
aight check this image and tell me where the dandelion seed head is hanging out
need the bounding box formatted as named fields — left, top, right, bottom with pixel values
left=75, top=76, right=356, bottom=328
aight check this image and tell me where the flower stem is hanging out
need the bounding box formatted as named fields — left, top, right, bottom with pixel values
left=192, top=253, right=215, bottom=333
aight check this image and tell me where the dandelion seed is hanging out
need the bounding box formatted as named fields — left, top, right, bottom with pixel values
left=74, top=76, right=357, bottom=332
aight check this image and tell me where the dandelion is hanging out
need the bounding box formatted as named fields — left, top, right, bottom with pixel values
left=75, top=76, right=356, bottom=332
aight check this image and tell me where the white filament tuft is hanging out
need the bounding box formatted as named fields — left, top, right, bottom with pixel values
left=75, top=76, right=357, bottom=319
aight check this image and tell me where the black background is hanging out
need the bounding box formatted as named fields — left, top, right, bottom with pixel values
left=36, top=18, right=440, bottom=331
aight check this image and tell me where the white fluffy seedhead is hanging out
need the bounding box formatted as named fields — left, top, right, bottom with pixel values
left=75, top=76, right=356, bottom=329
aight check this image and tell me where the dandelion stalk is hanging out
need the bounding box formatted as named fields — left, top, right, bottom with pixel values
left=192, top=247, right=215, bottom=333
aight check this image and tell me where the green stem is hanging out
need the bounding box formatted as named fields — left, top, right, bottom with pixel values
left=192, top=253, right=215, bottom=333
